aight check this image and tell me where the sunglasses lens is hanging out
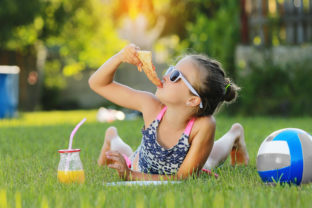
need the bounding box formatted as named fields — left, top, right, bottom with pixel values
left=170, top=70, right=180, bottom=82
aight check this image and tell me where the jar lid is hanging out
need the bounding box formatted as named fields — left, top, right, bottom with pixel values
left=58, top=149, right=81, bottom=153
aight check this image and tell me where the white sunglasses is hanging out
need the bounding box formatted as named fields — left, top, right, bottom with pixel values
left=164, top=66, right=203, bottom=109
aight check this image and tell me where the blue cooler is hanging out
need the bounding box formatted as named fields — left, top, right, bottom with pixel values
left=0, top=66, right=20, bottom=118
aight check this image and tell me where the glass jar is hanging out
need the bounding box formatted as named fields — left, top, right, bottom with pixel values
left=57, top=149, right=85, bottom=184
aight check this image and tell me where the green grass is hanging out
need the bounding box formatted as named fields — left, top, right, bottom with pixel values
left=0, top=110, right=312, bottom=207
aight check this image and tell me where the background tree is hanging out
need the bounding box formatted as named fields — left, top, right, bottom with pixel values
left=0, top=0, right=240, bottom=110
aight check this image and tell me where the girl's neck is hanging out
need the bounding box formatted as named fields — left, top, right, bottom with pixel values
left=161, top=105, right=195, bottom=131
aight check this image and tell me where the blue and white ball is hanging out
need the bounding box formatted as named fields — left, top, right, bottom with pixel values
left=257, top=128, right=312, bottom=185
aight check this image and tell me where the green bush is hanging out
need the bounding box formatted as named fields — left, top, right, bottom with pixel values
left=183, top=0, right=240, bottom=77
left=232, top=58, right=312, bottom=116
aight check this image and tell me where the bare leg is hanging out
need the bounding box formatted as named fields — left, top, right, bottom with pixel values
left=203, top=123, right=249, bottom=170
left=98, top=126, right=133, bottom=166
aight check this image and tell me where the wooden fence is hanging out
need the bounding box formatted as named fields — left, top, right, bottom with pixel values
left=240, top=0, right=312, bottom=45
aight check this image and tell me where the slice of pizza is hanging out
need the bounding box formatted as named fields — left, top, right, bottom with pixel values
left=137, top=50, right=163, bottom=87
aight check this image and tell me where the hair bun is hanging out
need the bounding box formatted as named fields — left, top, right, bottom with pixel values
left=223, top=78, right=240, bottom=102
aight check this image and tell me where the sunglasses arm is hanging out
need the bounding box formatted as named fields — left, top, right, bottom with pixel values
left=180, top=76, right=203, bottom=108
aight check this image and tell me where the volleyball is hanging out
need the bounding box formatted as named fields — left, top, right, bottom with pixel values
left=256, top=128, right=312, bottom=185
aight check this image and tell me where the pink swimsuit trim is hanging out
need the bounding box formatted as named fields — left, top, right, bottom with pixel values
left=184, top=118, right=195, bottom=136
left=156, top=106, right=168, bottom=120
left=122, top=154, right=132, bottom=168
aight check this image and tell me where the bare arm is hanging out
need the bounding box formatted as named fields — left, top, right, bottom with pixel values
left=106, top=151, right=180, bottom=181
left=88, top=44, right=161, bottom=113
left=175, top=117, right=215, bottom=179
left=88, top=53, right=124, bottom=88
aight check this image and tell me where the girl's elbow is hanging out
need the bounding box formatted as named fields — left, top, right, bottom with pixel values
left=88, top=76, right=96, bottom=91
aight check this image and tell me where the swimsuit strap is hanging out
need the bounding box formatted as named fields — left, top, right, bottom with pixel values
left=183, top=117, right=195, bottom=136
left=156, top=106, right=168, bottom=120
left=156, top=106, right=195, bottom=136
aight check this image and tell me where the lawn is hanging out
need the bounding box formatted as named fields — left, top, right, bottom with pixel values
left=0, top=110, right=312, bottom=207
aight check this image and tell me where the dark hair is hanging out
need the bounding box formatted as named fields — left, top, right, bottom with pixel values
left=186, top=54, right=240, bottom=117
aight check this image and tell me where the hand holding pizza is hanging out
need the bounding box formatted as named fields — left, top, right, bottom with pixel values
left=118, top=44, right=163, bottom=88
left=117, top=44, right=142, bottom=67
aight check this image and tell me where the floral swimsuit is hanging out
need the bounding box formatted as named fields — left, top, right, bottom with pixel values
left=129, top=106, right=195, bottom=175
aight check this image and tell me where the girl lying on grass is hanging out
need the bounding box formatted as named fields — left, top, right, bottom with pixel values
left=88, top=44, right=249, bottom=181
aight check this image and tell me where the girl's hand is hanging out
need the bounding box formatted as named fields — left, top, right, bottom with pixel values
left=106, top=150, right=130, bottom=180
left=117, top=44, right=143, bottom=70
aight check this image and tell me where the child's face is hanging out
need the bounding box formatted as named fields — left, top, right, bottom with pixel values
left=155, top=57, right=201, bottom=108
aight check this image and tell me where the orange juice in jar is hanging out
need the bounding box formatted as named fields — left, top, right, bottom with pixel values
left=57, top=149, right=85, bottom=184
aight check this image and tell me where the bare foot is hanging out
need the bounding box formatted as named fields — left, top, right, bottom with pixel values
left=98, top=126, right=118, bottom=166
left=230, top=123, right=249, bottom=166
